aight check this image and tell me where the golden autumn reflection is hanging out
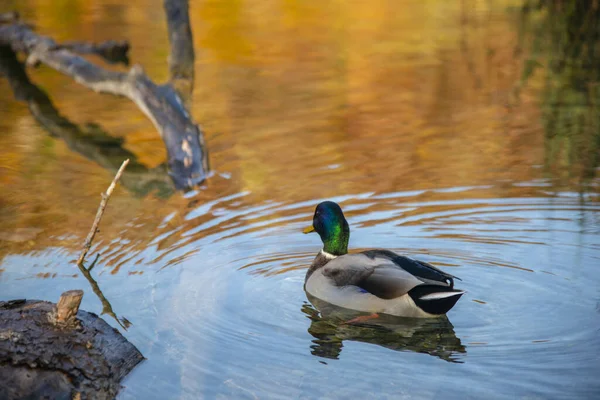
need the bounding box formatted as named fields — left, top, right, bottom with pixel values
left=0, top=0, right=568, bottom=263
left=1, top=1, right=600, bottom=398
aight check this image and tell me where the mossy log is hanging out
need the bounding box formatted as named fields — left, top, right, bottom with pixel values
left=0, top=291, right=143, bottom=400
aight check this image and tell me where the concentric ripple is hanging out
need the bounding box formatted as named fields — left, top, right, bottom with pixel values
left=2, top=182, right=598, bottom=399
left=100, top=183, right=600, bottom=399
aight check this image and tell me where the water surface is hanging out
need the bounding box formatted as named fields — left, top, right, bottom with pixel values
left=1, top=0, right=599, bottom=399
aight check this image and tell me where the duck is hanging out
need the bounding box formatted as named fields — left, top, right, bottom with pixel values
left=303, top=201, right=464, bottom=318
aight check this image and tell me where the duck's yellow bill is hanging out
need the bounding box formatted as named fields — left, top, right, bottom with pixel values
left=303, top=225, right=315, bottom=234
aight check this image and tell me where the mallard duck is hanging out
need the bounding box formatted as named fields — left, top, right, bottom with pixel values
left=303, top=201, right=464, bottom=318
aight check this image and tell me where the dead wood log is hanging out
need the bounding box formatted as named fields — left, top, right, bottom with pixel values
left=0, top=294, right=144, bottom=400
left=0, top=45, right=175, bottom=197
left=0, top=20, right=208, bottom=190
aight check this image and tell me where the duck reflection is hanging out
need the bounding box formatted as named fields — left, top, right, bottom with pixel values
left=303, top=295, right=466, bottom=363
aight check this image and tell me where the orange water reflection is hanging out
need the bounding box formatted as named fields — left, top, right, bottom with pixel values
left=0, top=0, right=594, bottom=268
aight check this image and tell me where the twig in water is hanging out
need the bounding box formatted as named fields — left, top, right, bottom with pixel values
left=76, top=159, right=129, bottom=268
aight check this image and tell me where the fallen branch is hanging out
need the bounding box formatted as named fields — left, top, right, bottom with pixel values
left=0, top=45, right=174, bottom=197
left=76, top=159, right=129, bottom=268
left=0, top=18, right=208, bottom=189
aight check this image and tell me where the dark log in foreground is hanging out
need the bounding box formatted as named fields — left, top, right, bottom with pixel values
left=0, top=292, right=144, bottom=400
left=0, top=19, right=208, bottom=190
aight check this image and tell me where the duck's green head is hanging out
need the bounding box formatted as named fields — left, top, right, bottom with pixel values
left=303, top=201, right=349, bottom=256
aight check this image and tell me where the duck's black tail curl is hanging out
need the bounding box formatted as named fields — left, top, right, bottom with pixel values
left=408, top=285, right=465, bottom=315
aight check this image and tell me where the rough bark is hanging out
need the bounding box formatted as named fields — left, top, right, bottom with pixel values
left=0, top=21, right=208, bottom=190
left=53, top=290, right=84, bottom=325
left=0, top=298, right=144, bottom=400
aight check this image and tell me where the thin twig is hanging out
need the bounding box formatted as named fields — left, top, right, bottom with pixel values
left=76, top=159, right=129, bottom=268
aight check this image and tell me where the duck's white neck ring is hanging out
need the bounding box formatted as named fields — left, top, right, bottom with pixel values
left=320, top=249, right=338, bottom=260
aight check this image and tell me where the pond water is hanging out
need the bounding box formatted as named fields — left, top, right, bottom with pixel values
left=1, top=0, right=600, bottom=399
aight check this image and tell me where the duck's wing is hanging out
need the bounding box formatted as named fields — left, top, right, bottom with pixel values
left=322, top=250, right=461, bottom=300
left=361, top=249, right=461, bottom=287
left=321, top=253, right=426, bottom=300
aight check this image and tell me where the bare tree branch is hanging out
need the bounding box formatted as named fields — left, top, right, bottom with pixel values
left=0, top=21, right=208, bottom=189
left=0, top=45, right=174, bottom=197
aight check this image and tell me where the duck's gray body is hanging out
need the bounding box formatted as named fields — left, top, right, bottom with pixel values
left=305, top=249, right=464, bottom=318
